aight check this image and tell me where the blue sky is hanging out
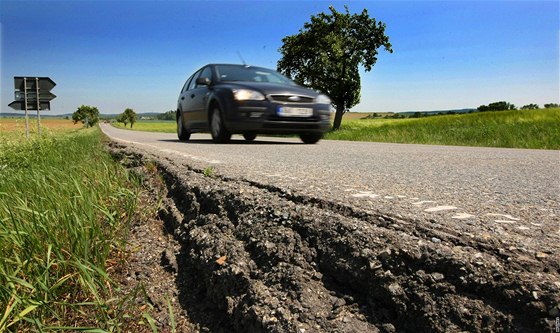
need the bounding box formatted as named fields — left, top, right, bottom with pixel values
left=1, top=0, right=558, bottom=115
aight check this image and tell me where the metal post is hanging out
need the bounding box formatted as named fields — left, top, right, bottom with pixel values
left=23, top=77, right=29, bottom=139
left=36, top=77, right=41, bottom=136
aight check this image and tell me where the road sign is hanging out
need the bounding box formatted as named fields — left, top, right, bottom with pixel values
left=9, top=76, right=56, bottom=138
left=9, top=76, right=56, bottom=111
left=14, top=77, right=56, bottom=91
left=9, top=101, right=51, bottom=111
left=14, top=91, right=57, bottom=102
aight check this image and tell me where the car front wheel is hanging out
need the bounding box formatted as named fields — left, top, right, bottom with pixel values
left=299, top=133, right=322, bottom=144
left=210, top=106, right=231, bottom=143
left=243, top=132, right=257, bottom=141
left=177, top=111, right=191, bottom=141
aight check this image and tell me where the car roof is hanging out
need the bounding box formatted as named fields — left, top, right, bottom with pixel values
left=206, top=63, right=268, bottom=69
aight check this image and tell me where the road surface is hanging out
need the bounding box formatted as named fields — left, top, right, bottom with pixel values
left=101, top=123, right=560, bottom=332
left=101, top=123, right=558, bottom=238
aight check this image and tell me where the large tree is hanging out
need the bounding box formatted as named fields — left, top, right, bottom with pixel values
left=72, top=105, right=100, bottom=128
left=277, top=6, right=392, bottom=130
left=120, top=108, right=137, bottom=128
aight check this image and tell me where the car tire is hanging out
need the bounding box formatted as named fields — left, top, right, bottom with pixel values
left=210, top=106, right=231, bottom=143
left=299, top=133, right=322, bottom=144
left=177, top=111, right=191, bottom=141
left=243, top=132, right=257, bottom=141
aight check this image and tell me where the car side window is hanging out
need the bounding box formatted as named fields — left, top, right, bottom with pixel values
left=196, top=66, right=212, bottom=88
left=181, top=74, right=194, bottom=93
left=188, top=69, right=202, bottom=91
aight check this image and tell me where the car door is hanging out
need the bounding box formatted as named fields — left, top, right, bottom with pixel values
left=178, top=69, right=201, bottom=129
left=187, top=66, right=213, bottom=128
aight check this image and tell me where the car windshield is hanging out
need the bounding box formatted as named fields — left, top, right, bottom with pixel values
left=215, top=65, right=295, bottom=85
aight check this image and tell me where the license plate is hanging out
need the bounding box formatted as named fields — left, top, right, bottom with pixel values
left=277, top=106, right=313, bottom=117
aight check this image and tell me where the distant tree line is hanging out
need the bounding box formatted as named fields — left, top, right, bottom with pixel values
left=156, top=110, right=176, bottom=120
left=477, top=101, right=516, bottom=112
left=520, top=104, right=539, bottom=110
left=477, top=101, right=559, bottom=112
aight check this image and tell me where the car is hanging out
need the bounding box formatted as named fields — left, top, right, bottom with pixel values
left=176, top=64, right=332, bottom=144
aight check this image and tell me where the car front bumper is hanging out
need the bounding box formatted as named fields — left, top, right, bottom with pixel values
left=224, top=102, right=331, bottom=134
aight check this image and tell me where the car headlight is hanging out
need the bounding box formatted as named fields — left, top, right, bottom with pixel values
left=233, top=89, right=265, bottom=101
left=315, top=94, right=331, bottom=105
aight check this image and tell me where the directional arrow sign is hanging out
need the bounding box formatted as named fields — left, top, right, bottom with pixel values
left=14, top=77, right=56, bottom=92
left=15, top=91, right=57, bottom=102
left=10, top=76, right=56, bottom=112
left=9, top=101, right=51, bottom=111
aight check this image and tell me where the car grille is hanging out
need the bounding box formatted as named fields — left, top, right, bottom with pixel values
left=269, top=95, right=314, bottom=104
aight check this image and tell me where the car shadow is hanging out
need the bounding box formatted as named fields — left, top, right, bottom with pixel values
left=157, top=139, right=302, bottom=145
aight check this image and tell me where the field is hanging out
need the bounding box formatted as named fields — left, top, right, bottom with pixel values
left=0, top=123, right=148, bottom=331
left=325, top=108, right=560, bottom=149
left=111, top=108, right=560, bottom=149
left=112, top=119, right=175, bottom=133
left=0, top=118, right=82, bottom=134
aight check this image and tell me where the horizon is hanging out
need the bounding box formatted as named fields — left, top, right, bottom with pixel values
left=0, top=107, right=487, bottom=118
left=1, top=1, right=559, bottom=116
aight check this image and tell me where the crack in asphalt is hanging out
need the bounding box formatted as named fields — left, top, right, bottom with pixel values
left=109, top=141, right=560, bottom=333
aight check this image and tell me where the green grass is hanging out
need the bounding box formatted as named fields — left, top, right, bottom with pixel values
left=325, top=108, right=560, bottom=149
left=0, top=127, right=139, bottom=331
left=112, top=120, right=175, bottom=133
left=111, top=108, right=560, bottom=149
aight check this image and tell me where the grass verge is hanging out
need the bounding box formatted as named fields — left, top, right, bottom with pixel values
left=325, top=108, right=560, bottom=149
left=0, top=127, right=140, bottom=331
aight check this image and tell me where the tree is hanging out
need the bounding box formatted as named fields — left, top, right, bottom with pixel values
left=117, top=108, right=137, bottom=128
left=124, top=108, right=137, bottom=128
left=477, top=101, right=516, bottom=112
left=116, top=113, right=129, bottom=127
left=544, top=103, right=559, bottom=109
left=72, top=105, right=100, bottom=128
left=277, top=6, right=392, bottom=130
left=521, top=104, right=539, bottom=110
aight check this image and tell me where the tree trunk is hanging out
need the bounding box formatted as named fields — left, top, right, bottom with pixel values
left=333, top=104, right=345, bottom=131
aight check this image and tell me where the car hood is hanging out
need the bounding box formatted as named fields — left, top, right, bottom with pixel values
left=219, top=82, right=322, bottom=98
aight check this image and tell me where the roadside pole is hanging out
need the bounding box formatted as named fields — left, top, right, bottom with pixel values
left=23, top=77, right=29, bottom=139
left=35, top=77, right=42, bottom=136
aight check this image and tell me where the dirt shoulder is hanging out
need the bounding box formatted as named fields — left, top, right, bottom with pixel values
left=108, top=141, right=560, bottom=333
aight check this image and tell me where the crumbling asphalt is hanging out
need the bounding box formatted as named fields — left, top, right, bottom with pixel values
left=107, top=140, right=559, bottom=333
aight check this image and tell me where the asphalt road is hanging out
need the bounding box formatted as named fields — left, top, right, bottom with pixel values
left=100, top=123, right=559, bottom=251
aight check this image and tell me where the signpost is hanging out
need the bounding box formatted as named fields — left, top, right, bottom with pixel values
left=8, top=77, right=56, bottom=138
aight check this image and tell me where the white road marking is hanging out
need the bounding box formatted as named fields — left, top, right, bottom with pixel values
left=160, top=148, right=222, bottom=164
left=495, top=220, right=516, bottom=224
left=424, top=206, right=457, bottom=212
left=413, top=200, right=437, bottom=205
left=486, top=213, right=520, bottom=221
left=101, top=131, right=222, bottom=165
left=352, top=191, right=380, bottom=199
left=452, top=213, right=476, bottom=219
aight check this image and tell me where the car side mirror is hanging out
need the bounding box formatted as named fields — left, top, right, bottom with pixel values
left=196, top=77, right=211, bottom=86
